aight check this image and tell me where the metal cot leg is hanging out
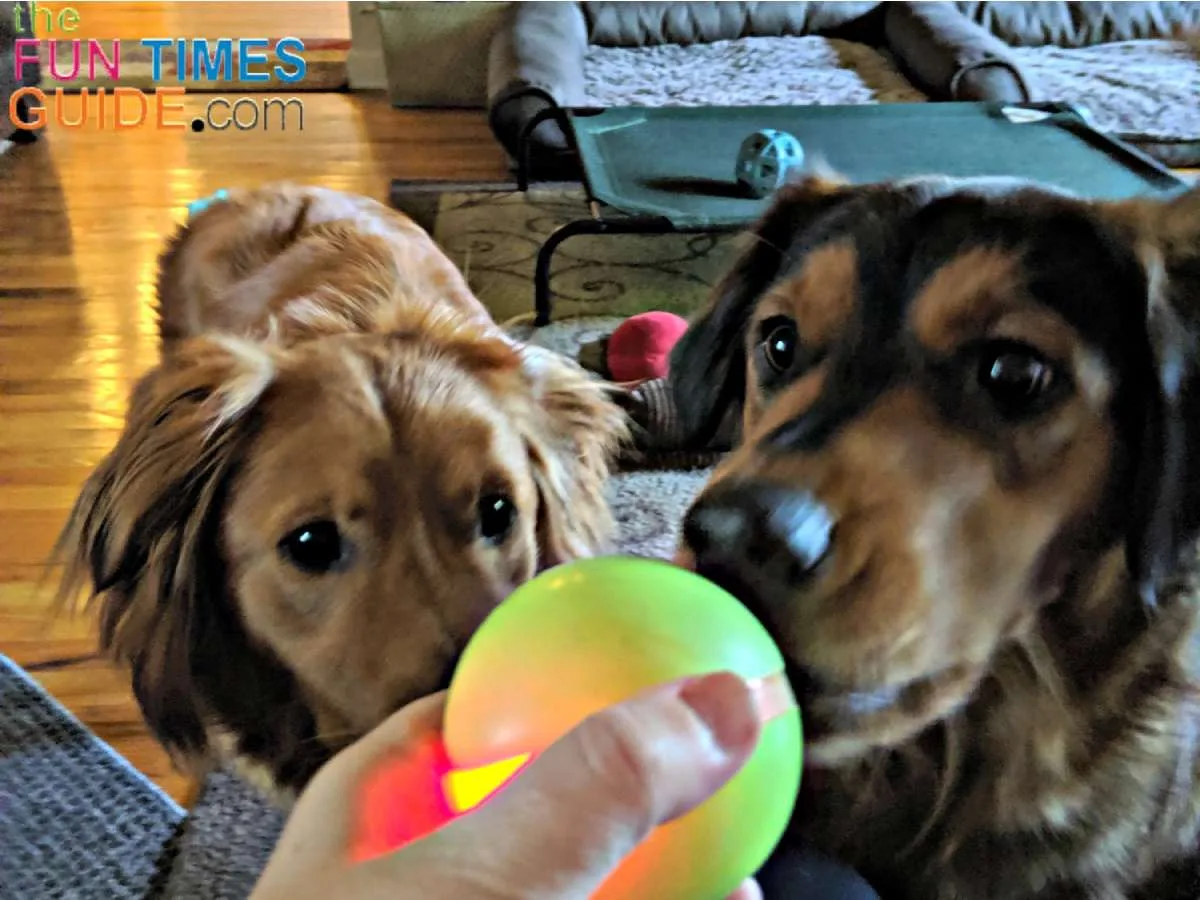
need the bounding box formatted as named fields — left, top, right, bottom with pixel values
left=533, top=219, right=613, bottom=326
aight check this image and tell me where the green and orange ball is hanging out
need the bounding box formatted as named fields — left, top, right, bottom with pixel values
left=357, top=556, right=803, bottom=899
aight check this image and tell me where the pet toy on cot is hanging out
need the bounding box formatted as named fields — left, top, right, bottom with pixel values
left=351, top=555, right=803, bottom=900
left=187, top=189, right=230, bottom=219
left=736, top=129, right=805, bottom=199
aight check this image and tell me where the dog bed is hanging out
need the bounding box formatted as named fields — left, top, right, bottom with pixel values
left=582, top=35, right=929, bottom=108
left=490, top=1, right=1200, bottom=171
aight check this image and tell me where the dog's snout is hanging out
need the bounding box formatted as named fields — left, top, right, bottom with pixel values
left=683, top=481, right=833, bottom=581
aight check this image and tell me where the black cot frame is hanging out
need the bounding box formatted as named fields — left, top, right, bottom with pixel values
left=515, top=106, right=739, bottom=326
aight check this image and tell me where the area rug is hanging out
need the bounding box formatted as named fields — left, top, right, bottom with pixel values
left=0, top=653, right=185, bottom=899
left=391, top=186, right=742, bottom=324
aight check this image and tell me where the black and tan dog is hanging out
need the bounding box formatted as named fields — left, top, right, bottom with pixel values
left=669, top=174, right=1200, bottom=900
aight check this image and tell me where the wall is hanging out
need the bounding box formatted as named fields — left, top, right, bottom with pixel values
left=348, top=1, right=388, bottom=90
left=375, top=1, right=510, bottom=108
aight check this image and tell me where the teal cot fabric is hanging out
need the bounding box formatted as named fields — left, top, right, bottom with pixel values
left=568, top=103, right=1186, bottom=229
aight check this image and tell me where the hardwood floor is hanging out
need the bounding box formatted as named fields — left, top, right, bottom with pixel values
left=0, top=92, right=509, bottom=804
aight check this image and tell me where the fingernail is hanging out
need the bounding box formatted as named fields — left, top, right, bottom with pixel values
left=679, top=671, right=759, bottom=757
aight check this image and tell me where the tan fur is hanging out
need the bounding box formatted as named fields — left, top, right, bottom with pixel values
left=155, top=183, right=491, bottom=348
left=763, top=242, right=859, bottom=350
left=908, top=247, right=1025, bottom=353
left=55, top=183, right=628, bottom=799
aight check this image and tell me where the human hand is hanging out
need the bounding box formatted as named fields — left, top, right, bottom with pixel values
left=250, top=671, right=764, bottom=900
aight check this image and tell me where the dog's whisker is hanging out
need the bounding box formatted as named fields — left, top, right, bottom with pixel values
left=299, top=729, right=363, bottom=750
left=741, top=229, right=786, bottom=258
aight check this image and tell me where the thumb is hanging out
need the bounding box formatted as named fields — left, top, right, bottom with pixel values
left=391, top=670, right=761, bottom=898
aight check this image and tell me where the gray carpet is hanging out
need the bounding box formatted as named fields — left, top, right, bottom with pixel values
left=0, top=654, right=185, bottom=899
left=150, top=772, right=284, bottom=900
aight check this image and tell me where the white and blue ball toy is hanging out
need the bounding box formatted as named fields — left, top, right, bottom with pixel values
left=735, top=130, right=804, bottom=198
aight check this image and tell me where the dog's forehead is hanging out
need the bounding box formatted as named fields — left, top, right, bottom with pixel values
left=242, top=340, right=519, bottom=521
left=258, top=337, right=511, bottom=466
left=772, top=184, right=1147, bottom=357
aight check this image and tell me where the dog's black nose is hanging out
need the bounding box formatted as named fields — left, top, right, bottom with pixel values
left=683, top=480, right=833, bottom=582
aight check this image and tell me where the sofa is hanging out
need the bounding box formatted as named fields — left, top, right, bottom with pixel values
left=1, top=0, right=38, bottom=145
left=489, top=1, right=1200, bottom=176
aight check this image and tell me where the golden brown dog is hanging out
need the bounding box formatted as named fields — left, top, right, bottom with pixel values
left=669, top=175, right=1200, bottom=899
left=55, top=184, right=627, bottom=801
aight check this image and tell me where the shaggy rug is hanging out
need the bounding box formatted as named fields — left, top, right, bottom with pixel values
left=1012, top=39, right=1200, bottom=168
left=584, top=35, right=929, bottom=108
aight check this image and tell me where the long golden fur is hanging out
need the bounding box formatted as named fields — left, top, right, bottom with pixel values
left=55, top=184, right=627, bottom=801
left=670, top=175, right=1200, bottom=899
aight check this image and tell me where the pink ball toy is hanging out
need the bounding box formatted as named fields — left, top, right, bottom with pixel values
left=607, top=311, right=690, bottom=384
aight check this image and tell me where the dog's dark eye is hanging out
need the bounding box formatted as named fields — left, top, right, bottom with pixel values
left=758, top=317, right=799, bottom=374
left=278, top=521, right=347, bottom=574
left=478, top=493, right=517, bottom=545
left=978, top=342, right=1056, bottom=416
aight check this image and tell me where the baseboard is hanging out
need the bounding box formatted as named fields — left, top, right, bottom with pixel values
left=391, top=178, right=520, bottom=195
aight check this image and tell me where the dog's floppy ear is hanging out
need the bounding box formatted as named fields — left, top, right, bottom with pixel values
left=1112, top=187, right=1200, bottom=603
left=52, top=337, right=278, bottom=764
left=514, top=346, right=629, bottom=568
left=668, top=175, right=860, bottom=445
